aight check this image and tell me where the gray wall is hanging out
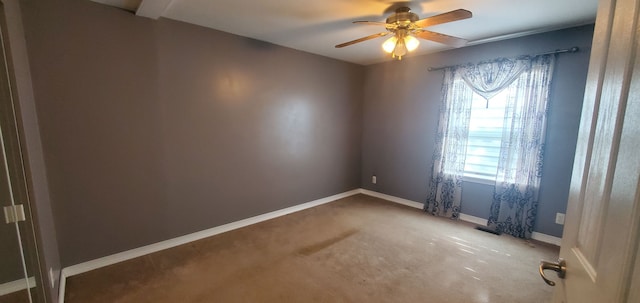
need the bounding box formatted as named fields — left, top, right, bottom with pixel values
left=18, top=0, right=592, bottom=272
left=361, top=25, right=594, bottom=238
left=21, top=0, right=363, bottom=266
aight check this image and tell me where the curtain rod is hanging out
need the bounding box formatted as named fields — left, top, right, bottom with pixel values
left=427, top=46, right=580, bottom=71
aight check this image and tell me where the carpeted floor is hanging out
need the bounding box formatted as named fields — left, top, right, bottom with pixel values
left=65, top=194, right=559, bottom=303
left=0, top=289, right=29, bottom=303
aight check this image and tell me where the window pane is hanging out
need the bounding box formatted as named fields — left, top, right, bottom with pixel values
left=463, top=89, right=508, bottom=180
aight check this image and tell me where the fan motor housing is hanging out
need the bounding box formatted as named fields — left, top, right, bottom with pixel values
left=386, top=7, right=419, bottom=27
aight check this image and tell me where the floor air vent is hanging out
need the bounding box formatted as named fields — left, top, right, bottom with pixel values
left=475, top=226, right=502, bottom=235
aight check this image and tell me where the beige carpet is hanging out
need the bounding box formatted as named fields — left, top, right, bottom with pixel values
left=65, top=194, right=559, bottom=303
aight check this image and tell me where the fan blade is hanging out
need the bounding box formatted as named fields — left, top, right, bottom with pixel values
left=415, top=9, right=472, bottom=28
left=335, top=32, right=389, bottom=48
left=353, top=21, right=388, bottom=26
left=415, top=30, right=468, bottom=47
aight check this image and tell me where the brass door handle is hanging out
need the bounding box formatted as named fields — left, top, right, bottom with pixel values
left=539, top=258, right=566, bottom=286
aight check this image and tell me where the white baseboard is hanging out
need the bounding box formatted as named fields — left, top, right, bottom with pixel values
left=359, top=189, right=560, bottom=246
left=58, top=188, right=561, bottom=302
left=0, top=276, right=35, bottom=296
left=58, top=270, right=66, bottom=303
left=359, top=189, right=424, bottom=209
left=359, top=189, right=489, bottom=225
left=531, top=232, right=562, bottom=246
left=58, top=189, right=360, bottom=303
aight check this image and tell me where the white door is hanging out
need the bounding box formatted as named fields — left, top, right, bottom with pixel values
left=543, top=0, right=640, bottom=301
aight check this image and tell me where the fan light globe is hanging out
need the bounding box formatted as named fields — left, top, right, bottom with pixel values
left=405, top=35, right=420, bottom=51
left=382, top=35, right=419, bottom=58
left=393, top=39, right=408, bottom=57
left=382, top=36, right=398, bottom=53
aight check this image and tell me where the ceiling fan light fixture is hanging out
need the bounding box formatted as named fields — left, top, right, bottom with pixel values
left=383, top=34, right=417, bottom=58
left=382, top=36, right=398, bottom=53
left=405, top=35, right=420, bottom=52
left=393, top=38, right=408, bottom=58
left=336, top=7, right=471, bottom=61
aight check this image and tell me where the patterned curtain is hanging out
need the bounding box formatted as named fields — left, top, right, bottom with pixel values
left=424, top=68, right=474, bottom=219
left=484, top=55, right=555, bottom=238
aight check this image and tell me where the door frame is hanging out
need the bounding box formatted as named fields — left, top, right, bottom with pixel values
left=0, top=1, right=47, bottom=302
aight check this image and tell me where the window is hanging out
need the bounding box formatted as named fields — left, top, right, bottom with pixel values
left=427, top=55, right=554, bottom=236
left=463, top=88, right=509, bottom=182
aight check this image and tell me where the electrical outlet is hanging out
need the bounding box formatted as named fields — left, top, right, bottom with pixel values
left=49, top=268, right=55, bottom=288
left=372, top=175, right=377, bottom=184
left=555, top=213, right=565, bottom=225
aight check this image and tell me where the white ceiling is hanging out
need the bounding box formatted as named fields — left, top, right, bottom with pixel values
left=91, top=0, right=598, bottom=65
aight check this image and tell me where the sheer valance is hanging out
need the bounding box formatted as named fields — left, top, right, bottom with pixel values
left=460, top=58, right=530, bottom=102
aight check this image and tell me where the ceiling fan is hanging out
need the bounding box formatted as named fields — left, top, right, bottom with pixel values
left=335, top=7, right=472, bottom=60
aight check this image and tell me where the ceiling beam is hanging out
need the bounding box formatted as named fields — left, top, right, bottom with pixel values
left=136, top=0, right=174, bottom=19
